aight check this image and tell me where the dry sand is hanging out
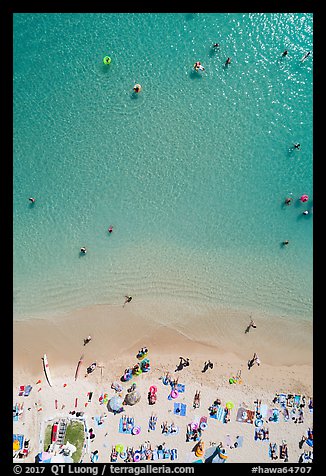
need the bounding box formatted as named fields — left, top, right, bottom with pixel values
left=13, top=301, right=313, bottom=464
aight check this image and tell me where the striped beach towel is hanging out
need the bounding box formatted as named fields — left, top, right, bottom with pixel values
left=210, top=406, right=226, bottom=422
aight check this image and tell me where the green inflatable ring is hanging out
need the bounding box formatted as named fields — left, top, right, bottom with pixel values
left=103, top=56, right=112, bottom=65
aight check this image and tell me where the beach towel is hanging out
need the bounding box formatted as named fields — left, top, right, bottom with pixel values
left=235, top=436, right=243, bottom=448
left=148, top=416, right=157, bottom=431
left=177, top=384, right=185, bottom=393
left=278, top=394, right=287, bottom=406
left=170, top=448, right=177, bottom=460
left=13, top=434, right=24, bottom=452
left=282, top=407, right=290, bottom=422
left=294, top=395, right=301, bottom=407
left=18, top=386, right=25, bottom=397
left=157, top=449, right=164, bottom=459
left=118, top=417, right=134, bottom=434
left=211, top=406, right=226, bottom=422
left=254, top=428, right=268, bottom=441
left=225, top=435, right=232, bottom=446
left=199, top=416, right=208, bottom=429
left=236, top=407, right=254, bottom=424
left=306, top=429, right=313, bottom=447
left=24, top=385, right=32, bottom=397
left=259, top=404, right=268, bottom=418
left=94, top=416, right=104, bottom=427
left=269, top=443, right=278, bottom=459
left=13, top=405, right=19, bottom=422
left=267, top=408, right=280, bottom=423
left=166, top=425, right=179, bottom=436
left=173, top=403, right=186, bottom=416
left=152, top=449, right=158, bottom=460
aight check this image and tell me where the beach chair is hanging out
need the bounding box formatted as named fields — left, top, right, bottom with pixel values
left=18, top=386, right=25, bottom=397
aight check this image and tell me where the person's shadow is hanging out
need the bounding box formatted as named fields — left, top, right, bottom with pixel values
left=175, top=361, right=184, bottom=372
left=245, top=324, right=252, bottom=334
left=204, top=446, right=220, bottom=463
left=202, top=362, right=209, bottom=373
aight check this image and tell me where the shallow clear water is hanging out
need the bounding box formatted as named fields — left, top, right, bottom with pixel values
left=13, top=13, right=313, bottom=320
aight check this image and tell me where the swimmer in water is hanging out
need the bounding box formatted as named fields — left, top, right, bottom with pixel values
left=213, top=43, right=220, bottom=48
left=194, top=61, right=205, bottom=71
left=80, top=247, right=87, bottom=254
left=29, top=197, right=36, bottom=203
left=133, top=84, right=142, bottom=93
left=282, top=50, right=288, bottom=57
left=282, top=240, right=289, bottom=246
left=108, top=226, right=113, bottom=233
left=284, top=197, right=293, bottom=205
left=302, top=210, right=309, bottom=215
left=225, top=57, right=231, bottom=66
left=293, top=143, right=301, bottom=150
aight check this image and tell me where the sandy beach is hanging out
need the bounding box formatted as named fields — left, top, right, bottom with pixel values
left=13, top=300, right=313, bottom=464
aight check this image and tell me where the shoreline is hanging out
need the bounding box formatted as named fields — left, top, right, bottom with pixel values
left=14, top=299, right=312, bottom=379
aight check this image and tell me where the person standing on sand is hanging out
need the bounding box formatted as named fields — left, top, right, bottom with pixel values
left=248, top=352, right=260, bottom=370
left=123, top=295, right=132, bottom=307
left=84, top=336, right=92, bottom=346
left=245, top=317, right=256, bottom=334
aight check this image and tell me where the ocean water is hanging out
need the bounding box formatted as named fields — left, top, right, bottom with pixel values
left=13, top=13, right=313, bottom=321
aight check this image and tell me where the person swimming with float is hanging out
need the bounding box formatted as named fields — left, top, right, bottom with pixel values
left=194, top=61, right=205, bottom=72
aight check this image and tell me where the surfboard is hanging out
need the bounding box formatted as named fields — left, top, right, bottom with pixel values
left=43, top=354, right=53, bottom=387
left=75, top=354, right=84, bottom=381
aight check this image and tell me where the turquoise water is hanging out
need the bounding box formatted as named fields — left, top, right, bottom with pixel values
left=13, top=13, right=313, bottom=320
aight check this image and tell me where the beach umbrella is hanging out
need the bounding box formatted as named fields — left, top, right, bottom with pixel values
left=107, top=395, right=123, bottom=412
left=124, top=390, right=141, bottom=406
